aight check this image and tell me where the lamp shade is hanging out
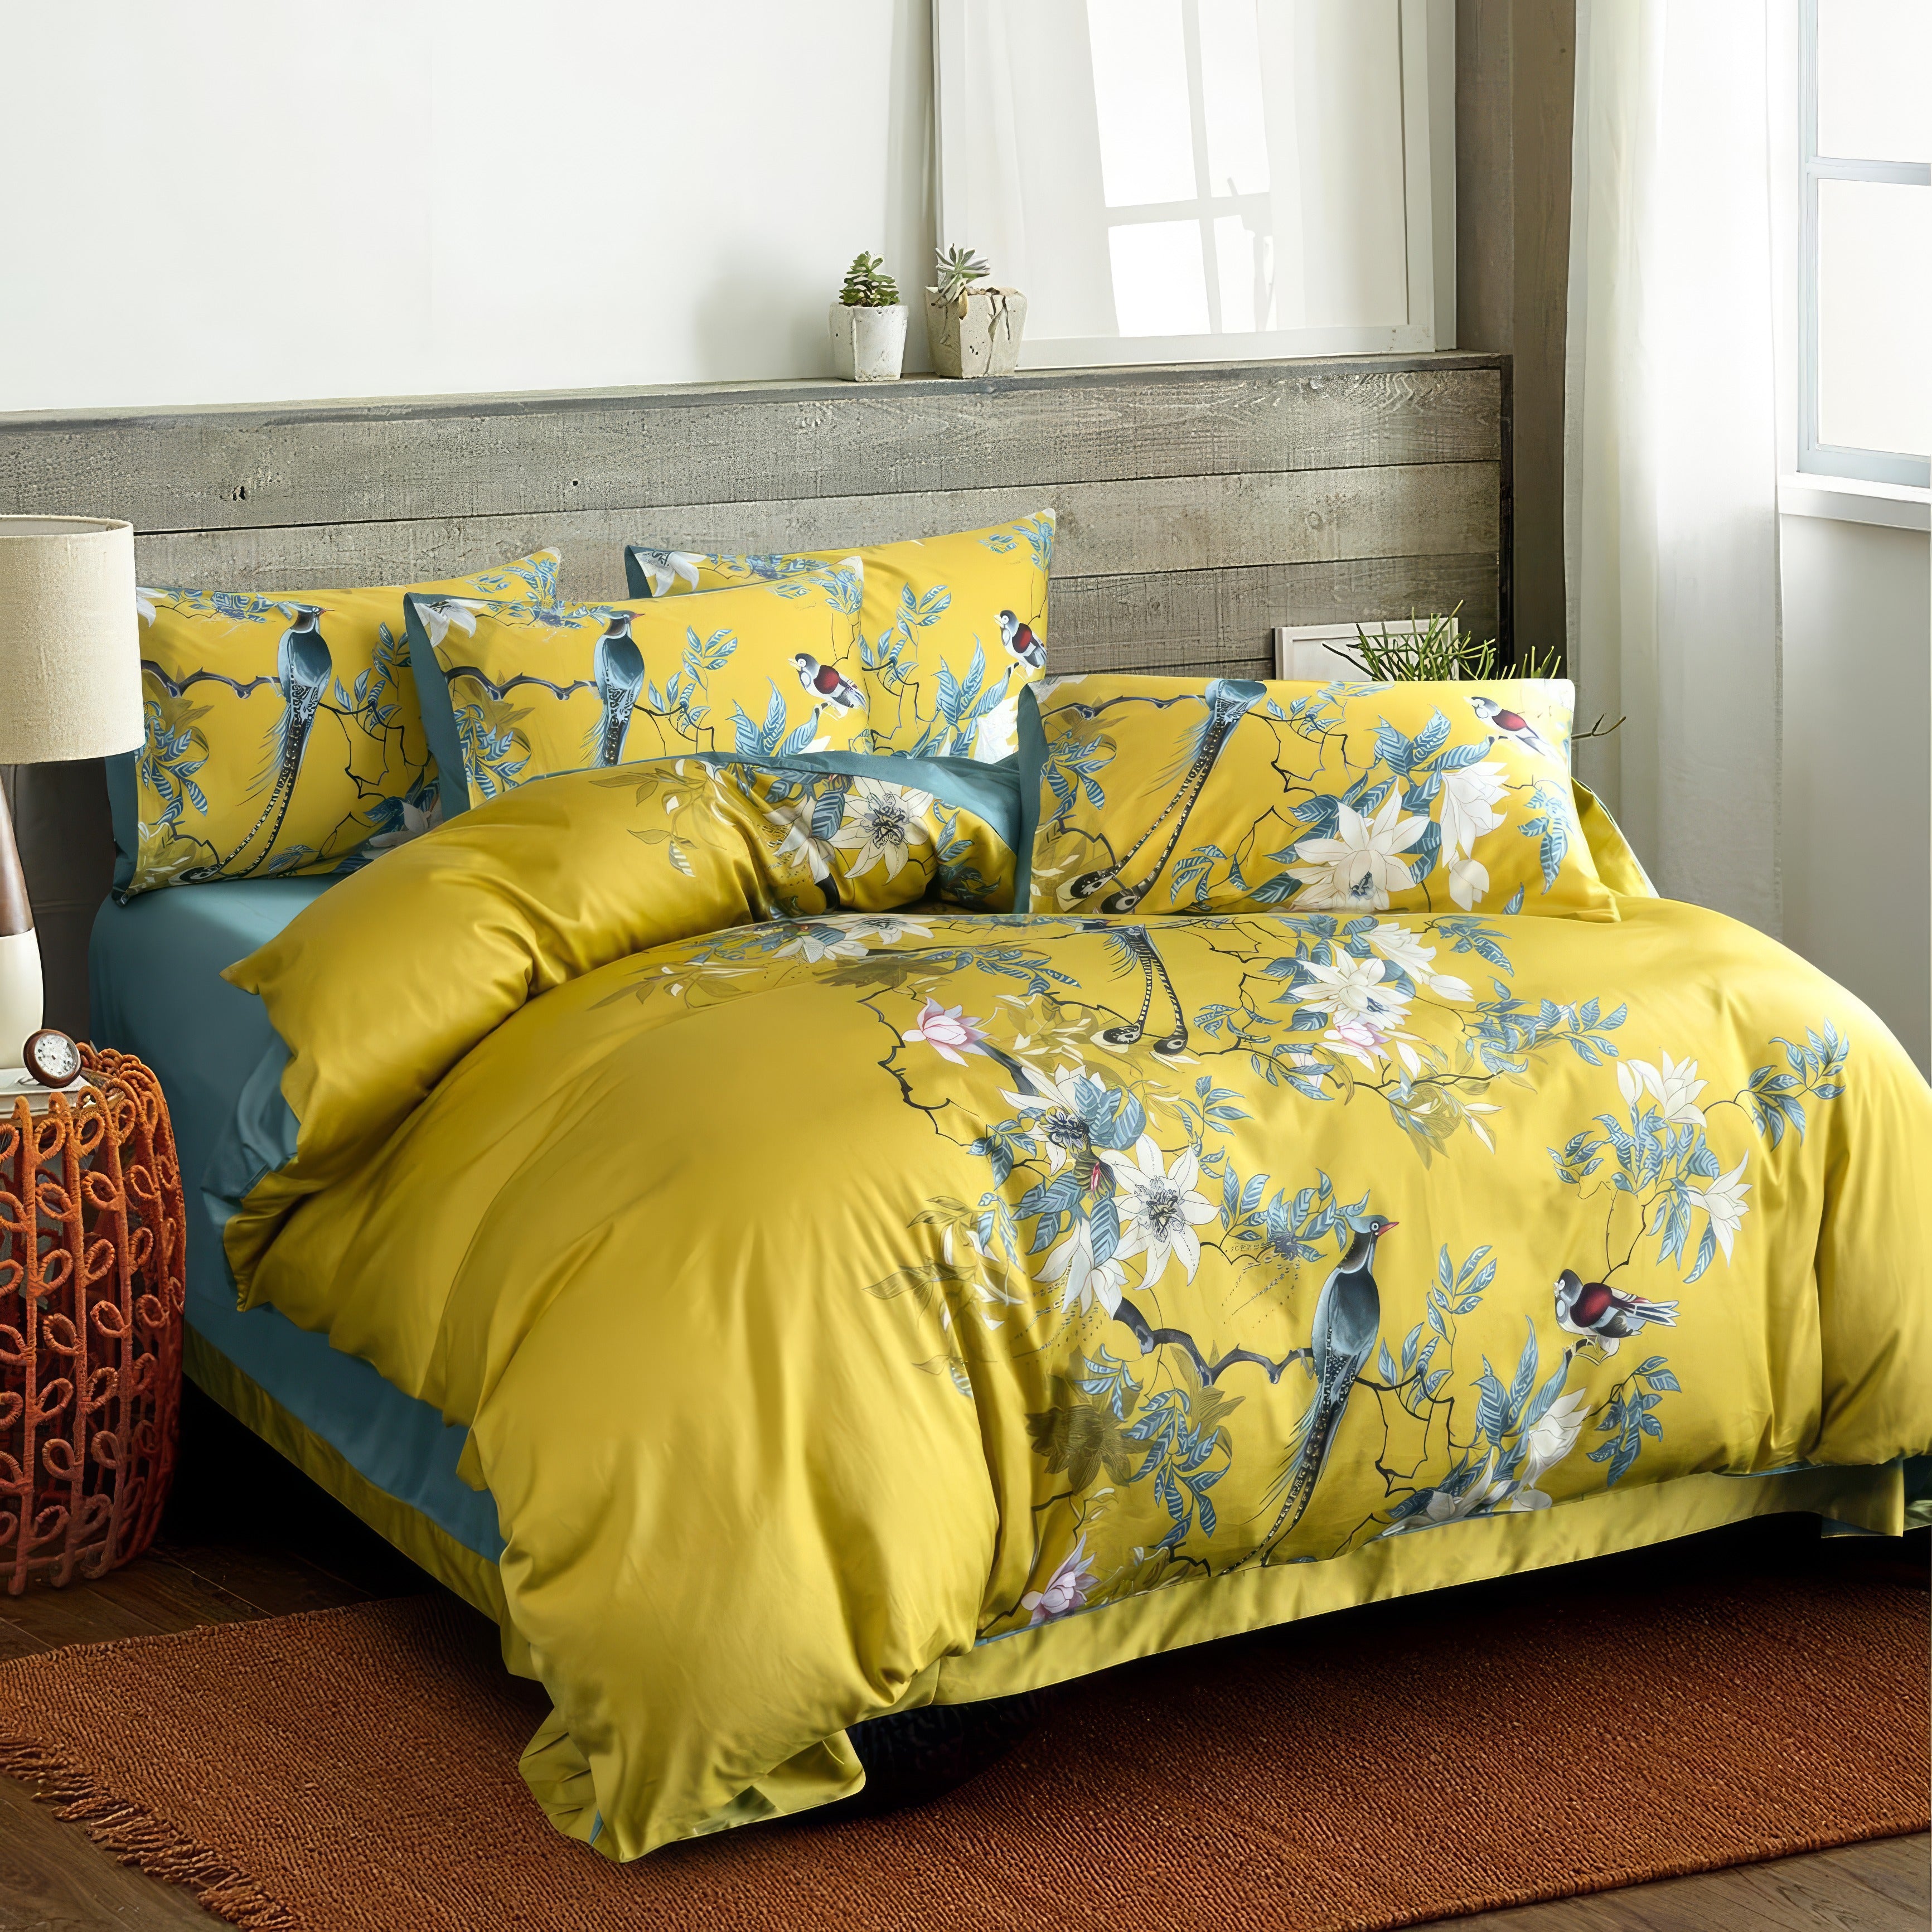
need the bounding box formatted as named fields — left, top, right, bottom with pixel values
left=0, top=516, right=143, bottom=763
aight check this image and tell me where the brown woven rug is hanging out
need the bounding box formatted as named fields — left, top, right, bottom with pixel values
left=0, top=1548, right=1925, bottom=1932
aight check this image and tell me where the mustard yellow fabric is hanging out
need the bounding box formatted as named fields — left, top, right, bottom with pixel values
left=412, top=568, right=870, bottom=807
left=225, top=769, right=1932, bottom=1858
left=1023, top=672, right=1616, bottom=921
left=1572, top=778, right=1658, bottom=897
left=130, top=552, right=560, bottom=894
left=625, top=511, right=1055, bottom=762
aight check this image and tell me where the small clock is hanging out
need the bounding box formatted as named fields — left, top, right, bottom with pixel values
left=22, top=1028, right=83, bottom=1089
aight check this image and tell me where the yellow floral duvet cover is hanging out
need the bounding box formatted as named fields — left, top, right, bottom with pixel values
left=223, top=764, right=1932, bottom=1860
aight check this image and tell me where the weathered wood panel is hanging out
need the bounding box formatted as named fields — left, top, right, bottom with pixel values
left=0, top=359, right=1504, bottom=534
left=1048, top=553, right=1503, bottom=676
left=126, top=463, right=1500, bottom=602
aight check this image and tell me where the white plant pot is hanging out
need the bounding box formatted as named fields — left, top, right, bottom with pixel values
left=829, top=303, right=907, bottom=382
left=925, top=287, right=1028, bottom=379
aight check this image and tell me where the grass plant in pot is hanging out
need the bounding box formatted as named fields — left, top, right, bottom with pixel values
left=830, top=252, right=907, bottom=383
left=926, top=244, right=1028, bottom=379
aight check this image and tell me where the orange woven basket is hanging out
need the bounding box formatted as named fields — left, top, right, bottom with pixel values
left=0, top=1048, right=185, bottom=1592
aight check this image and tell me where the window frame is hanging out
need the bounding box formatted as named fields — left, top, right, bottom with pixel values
left=1797, top=0, right=1930, bottom=489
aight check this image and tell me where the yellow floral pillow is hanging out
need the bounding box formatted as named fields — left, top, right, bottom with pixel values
left=125, top=551, right=560, bottom=895
left=406, top=564, right=869, bottom=808
left=1019, top=672, right=1617, bottom=921
left=623, top=510, right=1054, bottom=762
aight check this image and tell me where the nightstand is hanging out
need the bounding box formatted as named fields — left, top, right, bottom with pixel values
left=0, top=1048, right=186, bottom=1591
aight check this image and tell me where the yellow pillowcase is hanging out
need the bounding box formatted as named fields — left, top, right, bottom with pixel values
left=409, top=564, right=869, bottom=808
left=130, top=551, right=560, bottom=895
left=624, top=510, right=1054, bottom=762
left=1020, top=672, right=1617, bottom=921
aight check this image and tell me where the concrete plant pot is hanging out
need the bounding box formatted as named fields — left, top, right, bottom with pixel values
left=829, top=303, right=907, bottom=382
left=925, top=287, right=1028, bottom=379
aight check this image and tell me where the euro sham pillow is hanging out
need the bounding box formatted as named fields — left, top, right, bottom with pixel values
left=406, top=563, right=868, bottom=811
left=119, top=551, right=562, bottom=897
left=1016, top=672, right=1616, bottom=921
left=623, top=510, right=1054, bottom=763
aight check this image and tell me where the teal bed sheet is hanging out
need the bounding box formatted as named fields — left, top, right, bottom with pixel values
left=88, top=879, right=506, bottom=1562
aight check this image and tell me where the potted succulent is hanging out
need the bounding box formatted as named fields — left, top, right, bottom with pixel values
left=829, top=253, right=907, bottom=383
left=925, top=244, right=1028, bottom=379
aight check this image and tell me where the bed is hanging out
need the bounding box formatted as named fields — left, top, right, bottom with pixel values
left=91, top=748, right=1932, bottom=1860
left=50, top=361, right=1932, bottom=1864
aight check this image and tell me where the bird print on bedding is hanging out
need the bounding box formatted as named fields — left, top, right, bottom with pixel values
left=222, top=762, right=1932, bottom=1858
left=1065, top=678, right=1268, bottom=912
left=128, top=551, right=561, bottom=893
left=590, top=619, right=648, bottom=767
left=142, top=601, right=345, bottom=884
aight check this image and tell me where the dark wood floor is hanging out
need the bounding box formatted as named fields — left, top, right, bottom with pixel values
left=1, top=1387, right=1925, bottom=1932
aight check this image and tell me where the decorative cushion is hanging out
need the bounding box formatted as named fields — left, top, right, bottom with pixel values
left=1015, top=672, right=1617, bottom=921
left=119, top=552, right=561, bottom=897
left=623, top=510, right=1055, bottom=763
left=406, top=563, right=868, bottom=811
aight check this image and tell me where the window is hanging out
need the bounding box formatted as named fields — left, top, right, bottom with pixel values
left=932, top=0, right=1455, bottom=369
left=1799, top=0, right=1930, bottom=488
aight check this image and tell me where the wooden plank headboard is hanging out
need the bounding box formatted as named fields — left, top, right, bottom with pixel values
left=0, top=351, right=1509, bottom=1034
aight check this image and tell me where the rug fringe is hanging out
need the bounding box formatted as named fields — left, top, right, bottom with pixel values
left=0, top=1733, right=305, bottom=1932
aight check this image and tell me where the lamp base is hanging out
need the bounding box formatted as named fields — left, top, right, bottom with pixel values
left=0, top=926, right=43, bottom=1071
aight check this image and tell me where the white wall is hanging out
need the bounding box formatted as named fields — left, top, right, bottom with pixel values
left=1780, top=514, right=1931, bottom=1072
left=3, top=0, right=937, bottom=412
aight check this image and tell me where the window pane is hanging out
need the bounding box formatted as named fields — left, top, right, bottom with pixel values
left=1088, top=0, right=1197, bottom=206
left=1108, top=221, right=1212, bottom=335
left=953, top=0, right=1414, bottom=346
left=1817, top=178, right=1932, bottom=456
left=1199, top=0, right=1271, bottom=196
left=1213, top=213, right=1273, bottom=331
left=1817, top=0, right=1931, bottom=163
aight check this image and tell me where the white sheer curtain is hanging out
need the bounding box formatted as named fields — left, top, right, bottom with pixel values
left=1565, top=0, right=1784, bottom=933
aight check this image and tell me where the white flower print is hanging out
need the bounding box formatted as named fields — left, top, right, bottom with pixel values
left=1509, top=1388, right=1591, bottom=1509
left=1001, top=1063, right=1104, bottom=1175
left=631, top=548, right=706, bottom=597
left=1437, top=760, right=1509, bottom=864
left=766, top=793, right=835, bottom=881
left=1298, top=954, right=1413, bottom=1030
left=1039, top=1216, right=1127, bottom=1317
left=840, top=915, right=933, bottom=946
left=1287, top=793, right=1431, bottom=909
left=831, top=778, right=935, bottom=878
left=1447, top=852, right=1492, bottom=911
left=1022, top=1534, right=1098, bottom=1624
left=411, top=597, right=484, bottom=648
left=1296, top=955, right=1431, bottom=1073
left=975, top=690, right=1021, bottom=761
left=776, top=924, right=869, bottom=963
left=1097, top=1136, right=1217, bottom=1286
left=1687, top=1152, right=1751, bottom=1260
left=1422, top=1454, right=1508, bottom=1525
left=1616, top=1052, right=1708, bottom=1127
left=1366, top=923, right=1474, bottom=1002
